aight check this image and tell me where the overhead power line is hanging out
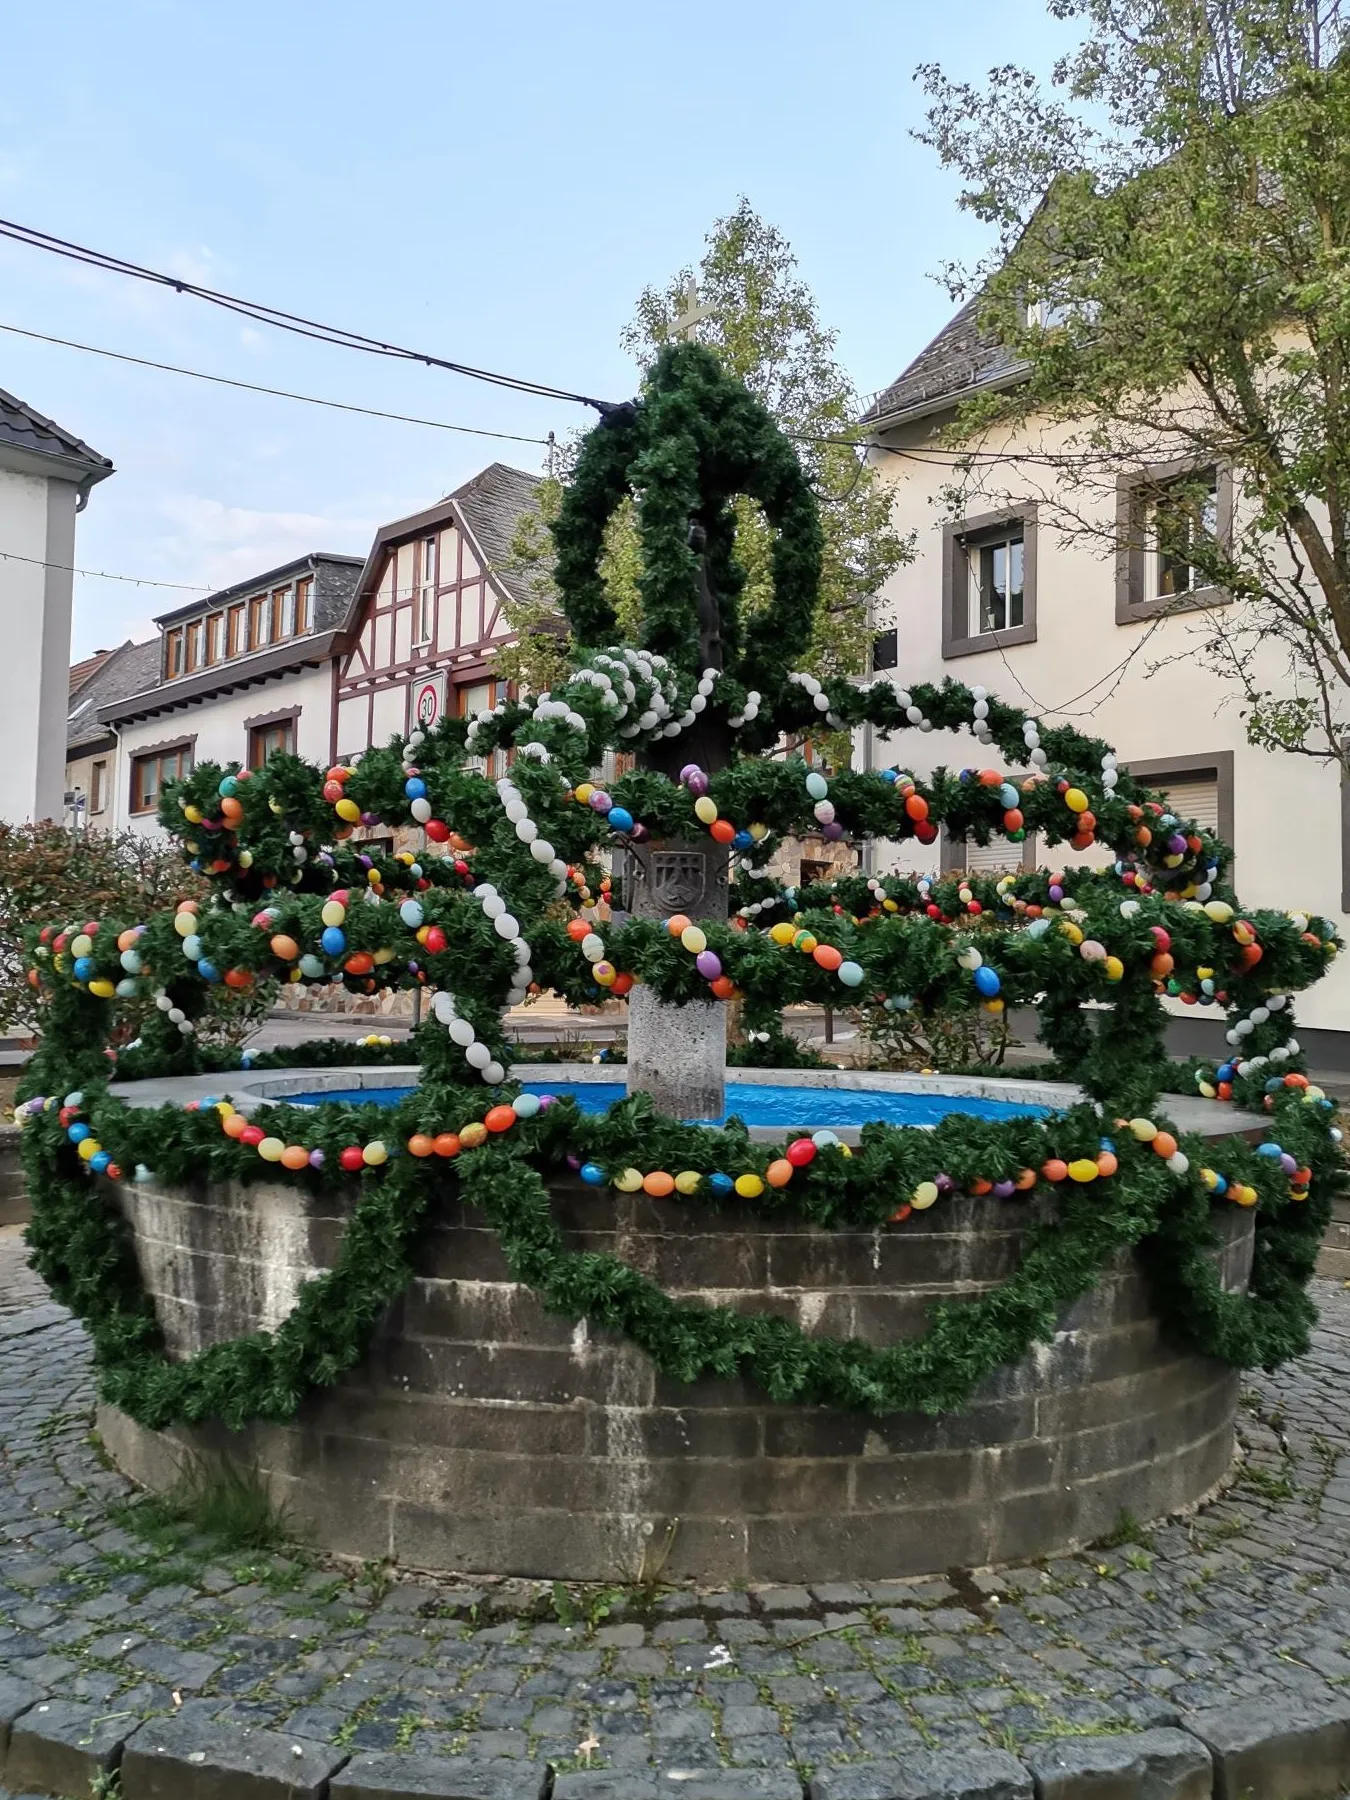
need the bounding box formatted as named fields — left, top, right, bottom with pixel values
left=0, top=322, right=552, bottom=447
left=0, top=216, right=614, bottom=411
left=0, top=548, right=214, bottom=591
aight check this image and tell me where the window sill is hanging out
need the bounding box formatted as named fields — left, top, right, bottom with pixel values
left=1116, top=585, right=1229, bottom=624
left=942, top=621, right=1037, bottom=660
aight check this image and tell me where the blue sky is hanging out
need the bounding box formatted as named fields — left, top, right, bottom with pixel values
left=1, top=1, right=1072, bottom=655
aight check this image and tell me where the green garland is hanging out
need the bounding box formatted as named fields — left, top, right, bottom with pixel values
left=12, top=345, right=1345, bottom=1433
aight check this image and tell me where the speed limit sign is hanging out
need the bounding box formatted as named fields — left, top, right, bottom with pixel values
left=413, top=672, right=446, bottom=731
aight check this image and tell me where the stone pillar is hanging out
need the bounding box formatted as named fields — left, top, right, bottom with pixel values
left=625, top=838, right=728, bottom=1121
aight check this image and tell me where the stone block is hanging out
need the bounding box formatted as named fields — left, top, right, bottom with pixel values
left=809, top=1747, right=1033, bottom=1800
left=329, top=1751, right=551, bottom=1798
left=554, top=1773, right=801, bottom=1800
left=1186, top=1696, right=1350, bottom=1800
left=4, top=1699, right=132, bottom=1797
left=1024, top=1728, right=1212, bottom=1800
left=120, top=1716, right=348, bottom=1798
left=0, top=1673, right=43, bottom=1768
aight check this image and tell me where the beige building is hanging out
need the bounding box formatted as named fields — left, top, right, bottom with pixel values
left=861, top=299, right=1350, bottom=1057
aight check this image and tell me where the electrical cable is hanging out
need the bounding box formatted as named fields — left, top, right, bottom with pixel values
left=0, top=217, right=615, bottom=410
left=0, top=322, right=552, bottom=446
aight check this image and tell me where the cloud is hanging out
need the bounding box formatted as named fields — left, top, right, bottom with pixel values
left=152, top=493, right=377, bottom=591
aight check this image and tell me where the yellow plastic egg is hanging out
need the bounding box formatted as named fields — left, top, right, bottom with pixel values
left=1060, top=921, right=1084, bottom=945
left=77, top=1138, right=100, bottom=1162
left=183, top=805, right=203, bottom=824
left=1129, top=1118, right=1158, bottom=1141
left=321, top=901, right=346, bottom=927
left=693, top=795, right=718, bottom=825
left=912, top=1181, right=939, bottom=1210
left=1204, top=900, right=1234, bottom=923
left=735, top=1172, right=765, bottom=1199
left=71, top=934, right=93, bottom=958
left=257, top=1137, right=285, bottom=1162
left=674, top=1170, right=701, bottom=1195
left=748, top=823, right=769, bottom=841
left=1103, top=956, right=1124, bottom=981
left=335, top=797, right=361, bottom=823
left=459, top=1121, right=488, bottom=1148
left=769, top=923, right=796, bottom=946
left=1064, top=788, right=1089, bottom=813
left=88, top=980, right=116, bottom=999
left=173, top=911, right=196, bottom=937
left=613, top=1167, right=644, bottom=1192
left=680, top=926, right=708, bottom=955
left=575, top=783, right=594, bottom=805
left=362, top=1141, right=388, bottom=1167
left=1067, top=1157, right=1099, bottom=1182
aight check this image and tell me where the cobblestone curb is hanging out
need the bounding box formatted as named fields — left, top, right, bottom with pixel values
left=9, top=1228, right=1350, bottom=1800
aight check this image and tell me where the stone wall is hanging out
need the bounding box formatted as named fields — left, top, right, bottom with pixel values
left=0, top=1125, right=26, bottom=1227
left=100, top=1173, right=1253, bottom=1584
left=1319, top=1193, right=1350, bottom=1280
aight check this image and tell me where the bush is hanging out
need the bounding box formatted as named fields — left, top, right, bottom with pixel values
left=0, top=822, right=271, bottom=1047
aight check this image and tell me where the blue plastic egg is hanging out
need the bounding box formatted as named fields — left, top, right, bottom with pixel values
left=182, top=935, right=203, bottom=960
left=68, top=1122, right=90, bottom=1144
left=197, top=960, right=220, bottom=983
left=881, top=768, right=898, bottom=784
left=73, top=956, right=95, bottom=981
left=1217, top=1063, right=1235, bottom=1082
left=580, top=1162, right=605, bottom=1186
left=405, top=777, right=427, bottom=800
left=973, top=965, right=1001, bottom=997
left=321, top=927, right=347, bottom=956
left=89, top=1151, right=111, bottom=1174
left=709, top=1171, right=734, bottom=1195
left=607, top=806, right=634, bottom=834
left=732, top=830, right=753, bottom=850
left=399, top=901, right=425, bottom=929
left=837, top=961, right=865, bottom=987
left=299, top=955, right=326, bottom=979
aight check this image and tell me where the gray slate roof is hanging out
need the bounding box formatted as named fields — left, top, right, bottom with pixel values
left=450, top=462, right=546, bottom=609
left=0, top=386, right=112, bottom=472
left=67, top=637, right=161, bottom=752
left=860, top=297, right=1025, bottom=428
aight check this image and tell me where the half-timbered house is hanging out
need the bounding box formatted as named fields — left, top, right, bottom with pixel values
left=334, top=463, right=542, bottom=760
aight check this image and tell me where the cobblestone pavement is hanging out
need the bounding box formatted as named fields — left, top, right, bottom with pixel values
left=5, top=1221, right=1350, bottom=1793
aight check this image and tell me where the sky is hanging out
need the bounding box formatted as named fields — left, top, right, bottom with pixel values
left=0, top=1, right=1075, bottom=656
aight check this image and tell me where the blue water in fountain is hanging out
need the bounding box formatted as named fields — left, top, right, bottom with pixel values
left=281, top=1082, right=1050, bottom=1129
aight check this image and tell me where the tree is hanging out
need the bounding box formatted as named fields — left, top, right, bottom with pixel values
left=498, top=202, right=910, bottom=701
left=916, top=0, right=1350, bottom=768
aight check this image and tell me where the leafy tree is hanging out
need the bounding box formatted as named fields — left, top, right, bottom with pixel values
left=498, top=201, right=910, bottom=701
left=916, top=0, right=1350, bottom=768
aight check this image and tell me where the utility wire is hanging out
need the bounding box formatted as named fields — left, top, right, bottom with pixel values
left=0, top=322, right=552, bottom=447
left=0, top=548, right=214, bottom=591
left=0, top=216, right=614, bottom=410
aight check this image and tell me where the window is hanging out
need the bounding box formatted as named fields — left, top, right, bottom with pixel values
left=164, top=629, right=184, bottom=679
left=249, top=719, right=295, bottom=768
left=131, top=743, right=193, bottom=814
left=942, top=507, right=1038, bottom=659
left=943, top=828, right=1033, bottom=875
left=226, top=603, right=246, bottom=657
left=249, top=593, right=271, bottom=649
left=274, top=586, right=296, bottom=639
left=416, top=537, right=437, bottom=644
left=974, top=534, right=1025, bottom=634
left=294, top=576, right=312, bottom=634
left=185, top=620, right=204, bottom=672
left=1117, top=462, right=1232, bottom=622
left=90, top=760, right=107, bottom=815
left=1126, top=753, right=1233, bottom=874
left=457, top=679, right=494, bottom=719
left=1153, top=472, right=1218, bottom=598
left=871, top=627, right=898, bottom=672
left=205, top=612, right=224, bottom=664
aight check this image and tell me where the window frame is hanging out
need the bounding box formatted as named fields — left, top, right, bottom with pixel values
left=248, top=719, right=296, bottom=769
left=294, top=576, right=312, bottom=635
left=204, top=612, right=224, bottom=665
left=1116, top=458, right=1234, bottom=623
left=1125, top=751, right=1234, bottom=877
left=90, top=759, right=107, bottom=815
left=226, top=603, right=246, bottom=657
left=184, top=619, right=204, bottom=673
left=164, top=628, right=184, bottom=680
left=249, top=592, right=271, bottom=650
left=871, top=627, right=898, bottom=673
left=415, top=537, right=437, bottom=646
left=941, top=505, right=1039, bottom=659
left=130, top=740, right=195, bottom=816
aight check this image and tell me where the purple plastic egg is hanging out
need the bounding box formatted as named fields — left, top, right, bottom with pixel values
left=308, top=1149, right=326, bottom=1169
left=566, top=1153, right=582, bottom=1171
left=1280, top=1152, right=1298, bottom=1174
left=538, top=1094, right=556, bottom=1109
left=696, top=951, right=722, bottom=980
left=822, top=822, right=844, bottom=841
left=992, top=1179, right=1017, bottom=1200
left=589, top=791, right=612, bottom=813
left=935, top=1173, right=956, bottom=1195
left=679, top=764, right=702, bottom=785
left=630, top=822, right=649, bottom=841
left=1049, top=884, right=1064, bottom=902
left=1168, top=832, right=1187, bottom=853
left=358, top=855, right=373, bottom=869
left=361, top=812, right=379, bottom=827
left=686, top=771, right=709, bottom=797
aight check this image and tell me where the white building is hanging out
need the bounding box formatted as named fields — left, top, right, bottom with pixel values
left=861, top=300, right=1350, bottom=1059
left=97, top=554, right=363, bottom=833
left=0, top=387, right=112, bottom=823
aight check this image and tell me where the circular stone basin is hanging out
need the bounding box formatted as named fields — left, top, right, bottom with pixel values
left=281, top=1080, right=1052, bottom=1130
left=99, top=1064, right=1264, bottom=1582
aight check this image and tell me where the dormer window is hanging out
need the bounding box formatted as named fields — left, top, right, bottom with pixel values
left=250, top=592, right=271, bottom=649
left=164, top=628, right=184, bottom=680
left=184, top=619, right=205, bottom=673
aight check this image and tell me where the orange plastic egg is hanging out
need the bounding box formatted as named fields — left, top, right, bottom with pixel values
left=407, top=1134, right=436, bottom=1158
left=642, top=1170, right=675, bottom=1197
left=281, top=1144, right=311, bottom=1171
left=484, top=1106, right=516, bottom=1133
left=766, top=1159, right=794, bottom=1187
